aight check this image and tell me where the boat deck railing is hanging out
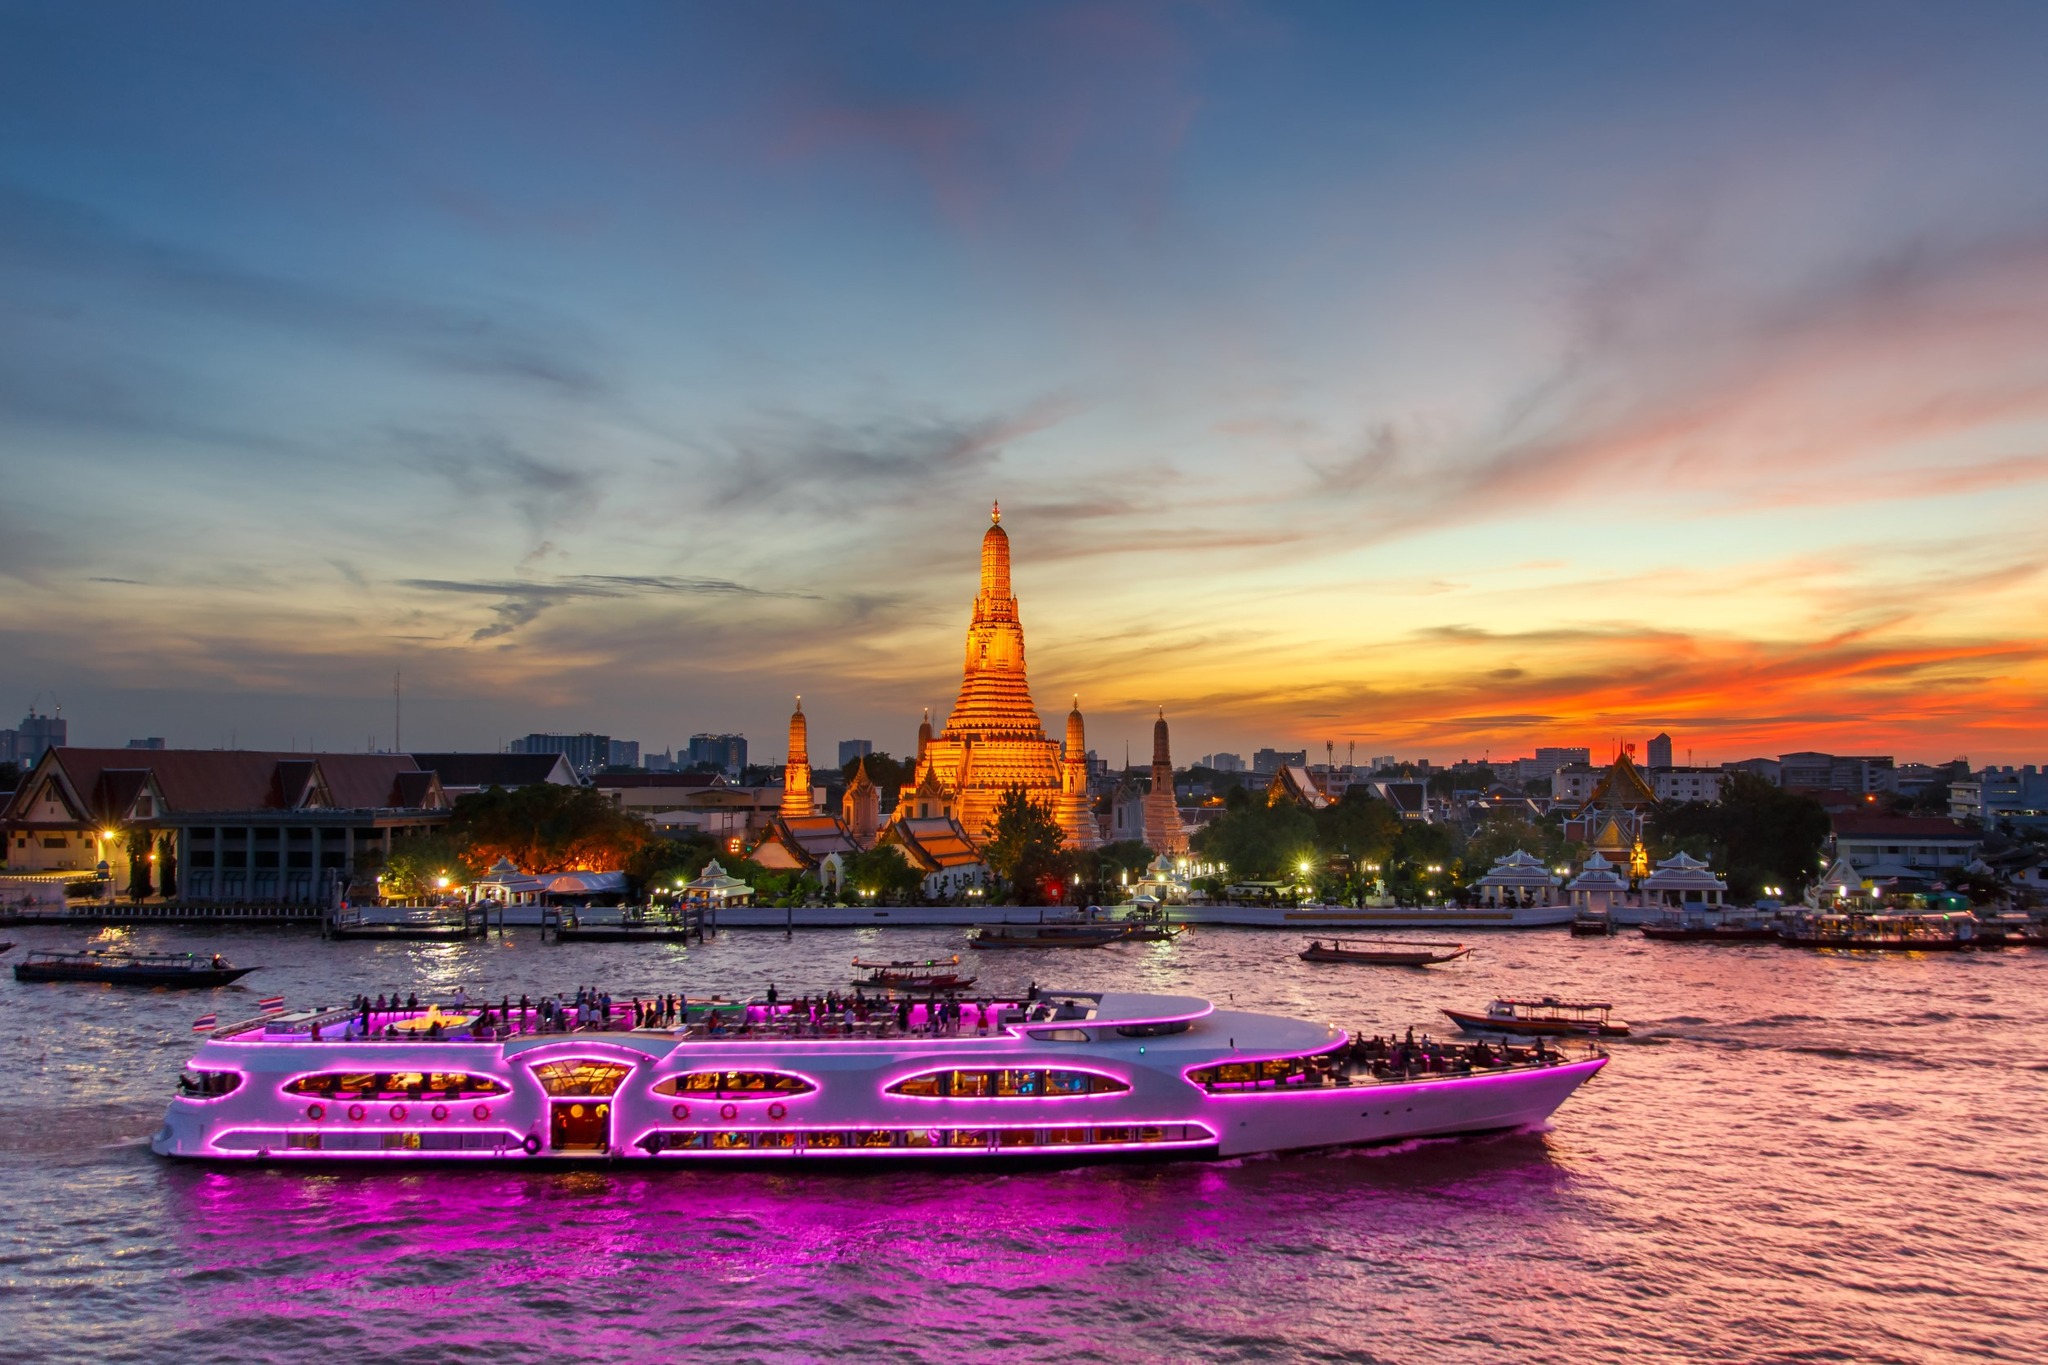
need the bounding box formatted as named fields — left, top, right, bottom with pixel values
left=208, top=997, right=1041, bottom=1044
left=1196, top=1037, right=1602, bottom=1094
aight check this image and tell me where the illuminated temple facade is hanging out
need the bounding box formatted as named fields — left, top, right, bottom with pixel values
left=908, top=504, right=1067, bottom=840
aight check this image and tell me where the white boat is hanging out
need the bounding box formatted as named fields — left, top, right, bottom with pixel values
left=151, top=989, right=1606, bottom=1164
left=1175, top=902, right=1576, bottom=929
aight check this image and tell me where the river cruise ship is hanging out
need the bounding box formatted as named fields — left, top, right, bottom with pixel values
left=152, top=990, right=1606, bottom=1165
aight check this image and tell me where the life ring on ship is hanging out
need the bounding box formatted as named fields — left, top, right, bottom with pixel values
left=432, top=1105, right=449, bottom=1122
left=348, top=1104, right=365, bottom=1122
left=671, top=1103, right=690, bottom=1121
left=522, top=1134, right=542, bottom=1156
left=719, top=1102, right=738, bottom=1121
left=768, top=1102, right=787, bottom=1120
left=926, top=1128, right=943, bottom=1145
left=472, top=1104, right=491, bottom=1121
left=307, top=1103, right=325, bottom=1121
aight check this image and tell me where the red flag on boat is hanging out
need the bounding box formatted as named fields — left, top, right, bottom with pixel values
left=258, top=995, right=286, bottom=1011
left=192, top=1013, right=217, bottom=1031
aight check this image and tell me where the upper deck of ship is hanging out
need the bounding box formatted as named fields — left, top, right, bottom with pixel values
left=199, top=988, right=1344, bottom=1058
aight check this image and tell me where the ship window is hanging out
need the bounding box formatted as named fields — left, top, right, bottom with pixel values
left=1027, top=1028, right=1091, bottom=1043
left=885, top=1068, right=1128, bottom=1099
left=1114, top=1020, right=1191, bottom=1037
left=652, top=1070, right=815, bottom=1098
left=530, top=1060, right=632, bottom=1097
left=1187, top=1047, right=1343, bottom=1092
left=177, top=1069, right=242, bottom=1099
left=283, top=1071, right=509, bottom=1100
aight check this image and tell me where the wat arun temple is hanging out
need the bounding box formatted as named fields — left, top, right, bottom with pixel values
left=753, top=503, right=1170, bottom=881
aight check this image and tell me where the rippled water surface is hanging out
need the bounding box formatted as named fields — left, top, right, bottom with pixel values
left=2, top=922, right=2043, bottom=1364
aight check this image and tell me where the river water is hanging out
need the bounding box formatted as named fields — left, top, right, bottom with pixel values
left=1, top=921, right=2042, bottom=1364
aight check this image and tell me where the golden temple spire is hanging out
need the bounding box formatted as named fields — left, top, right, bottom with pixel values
left=782, top=696, right=811, bottom=816
left=991, top=499, right=1001, bottom=525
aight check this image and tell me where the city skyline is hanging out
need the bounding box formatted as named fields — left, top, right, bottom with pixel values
left=6, top=3, right=2047, bottom=763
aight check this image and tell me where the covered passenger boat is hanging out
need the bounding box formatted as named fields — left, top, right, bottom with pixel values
left=1442, top=996, right=1630, bottom=1038
left=15, top=949, right=257, bottom=987
left=851, top=956, right=977, bottom=991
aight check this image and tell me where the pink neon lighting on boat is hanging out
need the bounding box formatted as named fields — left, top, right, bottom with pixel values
left=172, top=1067, right=249, bottom=1103
left=1184, top=1055, right=1607, bottom=1099
left=875, top=1062, right=1136, bottom=1101
left=650, top=1066, right=823, bottom=1100
left=204, top=1126, right=526, bottom=1157
left=621, top=1121, right=1221, bottom=1156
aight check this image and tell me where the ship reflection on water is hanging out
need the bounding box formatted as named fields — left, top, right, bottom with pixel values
left=158, top=1129, right=1584, bottom=1353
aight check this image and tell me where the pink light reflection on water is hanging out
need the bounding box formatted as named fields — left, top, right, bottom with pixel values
left=153, top=1132, right=1588, bottom=1361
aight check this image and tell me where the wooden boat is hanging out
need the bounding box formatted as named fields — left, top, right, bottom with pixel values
left=0, top=940, right=13, bottom=955
left=1442, top=996, right=1630, bottom=1038
left=13, top=949, right=257, bottom=987
left=1640, top=917, right=1779, bottom=942
left=1298, top=938, right=1470, bottom=966
left=1118, top=913, right=1183, bottom=942
left=967, top=923, right=1125, bottom=949
left=852, top=955, right=978, bottom=991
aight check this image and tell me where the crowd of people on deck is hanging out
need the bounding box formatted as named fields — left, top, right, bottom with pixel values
left=1345, top=1028, right=1557, bottom=1079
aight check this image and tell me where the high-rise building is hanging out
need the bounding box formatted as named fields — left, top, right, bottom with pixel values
left=686, top=733, right=747, bottom=775
left=127, top=737, right=167, bottom=750
left=607, top=739, right=640, bottom=769
left=1200, top=752, right=1245, bottom=773
left=1252, top=747, right=1307, bottom=775
left=510, top=732, right=610, bottom=777
left=1646, top=733, right=1673, bottom=769
left=838, top=739, right=873, bottom=767
left=1, top=708, right=67, bottom=767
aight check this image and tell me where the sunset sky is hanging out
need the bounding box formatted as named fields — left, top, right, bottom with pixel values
left=4, top=2, right=2045, bottom=767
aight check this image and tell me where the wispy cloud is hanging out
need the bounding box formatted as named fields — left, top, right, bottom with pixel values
left=0, top=184, right=606, bottom=398
left=710, top=399, right=1074, bottom=511
left=398, top=573, right=813, bottom=641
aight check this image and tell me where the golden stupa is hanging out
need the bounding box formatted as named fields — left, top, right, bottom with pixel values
left=911, top=502, right=1066, bottom=840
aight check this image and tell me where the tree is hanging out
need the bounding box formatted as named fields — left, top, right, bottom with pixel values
left=447, top=782, right=655, bottom=875
left=980, top=786, right=1067, bottom=904
left=1656, top=774, right=1831, bottom=900
left=630, top=833, right=726, bottom=891
left=376, top=832, right=471, bottom=901
left=126, top=829, right=153, bottom=900
left=842, top=751, right=913, bottom=792
left=157, top=833, right=178, bottom=899
left=1189, top=798, right=1315, bottom=879
left=842, top=844, right=925, bottom=904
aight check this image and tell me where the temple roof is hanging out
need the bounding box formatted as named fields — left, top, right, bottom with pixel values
left=1576, top=750, right=1660, bottom=813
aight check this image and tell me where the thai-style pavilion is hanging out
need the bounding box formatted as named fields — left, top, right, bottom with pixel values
left=1640, top=851, right=1729, bottom=911
left=1470, top=850, right=1562, bottom=907
left=1566, top=851, right=1630, bottom=914
left=681, top=859, right=754, bottom=907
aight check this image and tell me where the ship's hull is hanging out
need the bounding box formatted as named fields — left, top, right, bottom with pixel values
left=1180, top=903, right=1576, bottom=929
left=152, top=1013, right=1605, bottom=1165
left=15, top=962, right=255, bottom=987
